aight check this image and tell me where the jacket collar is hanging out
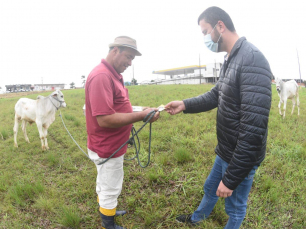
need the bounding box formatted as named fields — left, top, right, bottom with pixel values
left=227, top=37, right=246, bottom=61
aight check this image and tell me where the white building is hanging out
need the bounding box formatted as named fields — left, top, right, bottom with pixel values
left=33, top=84, right=65, bottom=91
left=146, top=63, right=222, bottom=85
left=5, top=84, right=32, bottom=92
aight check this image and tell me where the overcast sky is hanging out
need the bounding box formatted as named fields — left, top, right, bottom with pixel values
left=0, top=0, right=305, bottom=90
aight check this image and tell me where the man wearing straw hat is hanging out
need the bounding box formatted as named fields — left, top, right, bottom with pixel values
left=85, top=36, right=159, bottom=229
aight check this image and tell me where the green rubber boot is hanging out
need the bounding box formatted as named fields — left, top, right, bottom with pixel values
left=100, top=212, right=126, bottom=229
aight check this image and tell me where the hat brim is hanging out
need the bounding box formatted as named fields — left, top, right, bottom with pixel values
left=109, top=43, right=142, bottom=56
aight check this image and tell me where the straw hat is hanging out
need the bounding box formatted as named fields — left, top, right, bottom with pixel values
left=109, top=36, right=142, bottom=56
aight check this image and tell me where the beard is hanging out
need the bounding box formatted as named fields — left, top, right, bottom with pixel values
left=214, top=30, right=223, bottom=52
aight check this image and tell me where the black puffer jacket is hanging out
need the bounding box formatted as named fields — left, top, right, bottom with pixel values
left=183, top=37, right=272, bottom=190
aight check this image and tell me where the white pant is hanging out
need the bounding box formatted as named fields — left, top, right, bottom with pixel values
left=88, top=149, right=124, bottom=210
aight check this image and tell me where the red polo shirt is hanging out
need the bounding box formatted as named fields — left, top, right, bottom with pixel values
left=85, top=59, right=133, bottom=158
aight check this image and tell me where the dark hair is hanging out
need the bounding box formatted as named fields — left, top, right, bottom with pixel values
left=198, top=6, right=236, bottom=32
left=109, top=46, right=125, bottom=53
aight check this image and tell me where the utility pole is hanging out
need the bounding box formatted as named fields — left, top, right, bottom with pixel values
left=296, top=48, right=302, bottom=85
left=199, top=54, right=201, bottom=84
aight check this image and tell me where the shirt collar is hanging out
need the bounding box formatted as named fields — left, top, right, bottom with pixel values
left=101, top=59, right=124, bottom=85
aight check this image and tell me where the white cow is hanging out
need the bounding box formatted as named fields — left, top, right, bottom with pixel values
left=14, top=90, right=67, bottom=150
left=275, top=78, right=300, bottom=119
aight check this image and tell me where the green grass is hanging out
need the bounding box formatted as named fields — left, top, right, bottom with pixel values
left=8, top=180, right=45, bottom=208
left=58, top=206, right=82, bottom=228
left=0, top=85, right=306, bottom=228
left=0, top=129, right=9, bottom=140
left=174, top=147, right=193, bottom=164
left=64, top=113, right=76, bottom=121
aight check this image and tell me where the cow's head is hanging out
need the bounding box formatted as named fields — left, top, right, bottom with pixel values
left=51, top=90, right=67, bottom=108
left=275, top=78, right=282, bottom=93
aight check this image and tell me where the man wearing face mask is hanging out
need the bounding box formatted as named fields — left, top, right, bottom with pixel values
left=165, top=6, right=272, bottom=228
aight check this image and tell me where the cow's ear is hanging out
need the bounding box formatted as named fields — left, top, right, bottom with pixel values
left=52, top=93, right=58, bottom=97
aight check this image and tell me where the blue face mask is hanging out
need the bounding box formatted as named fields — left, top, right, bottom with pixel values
left=204, top=23, right=222, bottom=52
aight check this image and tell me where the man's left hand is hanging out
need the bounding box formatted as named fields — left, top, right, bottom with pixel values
left=216, top=181, right=233, bottom=198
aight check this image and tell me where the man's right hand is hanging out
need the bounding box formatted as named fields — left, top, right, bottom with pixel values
left=165, top=101, right=186, bottom=115
left=142, top=108, right=159, bottom=123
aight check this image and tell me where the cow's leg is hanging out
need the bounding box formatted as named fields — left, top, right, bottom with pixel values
left=13, top=114, right=19, bottom=147
left=36, top=121, right=45, bottom=150
left=283, top=99, right=287, bottom=119
left=43, top=127, right=49, bottom=150
left=291, top=97, right=296, bottom=115
left=278, top=100, right=283, bottom=116
left=21, top=120, right=30, bottom=143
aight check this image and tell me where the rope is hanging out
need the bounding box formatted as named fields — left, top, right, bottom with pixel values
left=59, top=110, right=157, bottom=168
left=59, top=111, right=91, bottom=160
left=49, top=96, right=65, bottom=110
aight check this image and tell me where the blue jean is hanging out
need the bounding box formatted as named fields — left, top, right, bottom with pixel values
left=191, top=155, right=258, bottom=229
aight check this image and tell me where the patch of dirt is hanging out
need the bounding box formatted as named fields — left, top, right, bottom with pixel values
left=0, top=91, right=49, bottom=99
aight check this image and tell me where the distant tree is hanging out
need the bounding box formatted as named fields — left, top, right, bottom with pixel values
left=124, top=82, right=131, bottom=86
left=81, top=75, right=86, bottom=88
left=70, top=82, right=75, bottom=89
left=150, top=80, right=155, bottom=82
left=131, top=78, right=138, bottom=85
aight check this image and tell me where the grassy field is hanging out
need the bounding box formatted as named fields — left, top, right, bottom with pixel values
left=0, top=84, right=305, bottom=229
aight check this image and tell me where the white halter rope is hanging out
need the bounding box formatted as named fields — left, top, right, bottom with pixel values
left=49, top=96, right=65, bottom=110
